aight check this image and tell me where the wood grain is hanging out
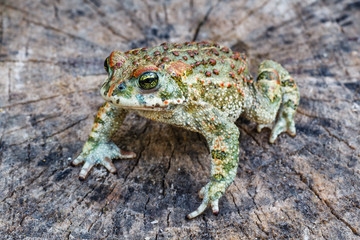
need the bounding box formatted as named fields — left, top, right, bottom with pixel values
left=0, top=0, right=359, bottom=239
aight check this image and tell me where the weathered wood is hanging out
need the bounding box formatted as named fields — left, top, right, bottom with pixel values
left=0, top=0, right=359, bottom=239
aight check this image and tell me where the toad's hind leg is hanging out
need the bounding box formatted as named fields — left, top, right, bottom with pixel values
left=256, top=60, right=300, bottom=143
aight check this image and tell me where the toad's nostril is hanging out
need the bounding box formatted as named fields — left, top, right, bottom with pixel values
left=118, top=82, right=126, bottom=90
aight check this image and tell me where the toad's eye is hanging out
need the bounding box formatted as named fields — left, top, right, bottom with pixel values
left=104, top=57, right=109, bottom=73
left=257, top=70, right=279, bottom=81
left=138, top=72, right=159, bottom=90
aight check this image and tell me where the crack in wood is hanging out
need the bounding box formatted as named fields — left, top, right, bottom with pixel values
left=85, top=180, right=122, bottom=234
left=8, top=116, right=88, bottom=147
left=162, top=147, right=174, bottom=197
left=238, top=0, right=271, bottom=25
left=65, top=228, right=72, bottom=240
left=162, top=2, right=168, bottom=26
left=300, top=95, right=354, bottom=104
left=2, top=3, right=111, bottom=51
left=201, top=215, right=211, bottom=238
left=281, top=155, right=360, bottom=237
left=87, top=218, right=96, bottom=233
left=252, top=195, right=270, bottom=237
left=1, top=168, right=47, bottom=203
left=19, top=209, right=36, bottom=226
left=69, top=176, right=109, bottom=230
left=7, top=67, right=11, bottom=102
left=296, top=109, right=329, bottom=120
left=229, top=191, right=242, bottom=217
left=121, top=121, right=151, bottom=183
left=83, top=0, right=131, bottom=41
left=301, top=170, right=359, bottom=237
left=143, top=196, right=150, bottom=220
left=192, top=1, right=219, bottom=41
left=140, top=0, right=153, bottom=25
left=100, top=231, right=110, bottom=240
left=194, top=152, right=206, bottom=172
left=1, top=187, right=23, bottom=203
left=238, top=125, right=261, bottom=146
left=321, top=125, right=356, bottom=150
left=47, top=116, right=89, bottom=138
left=243, top=179, right=270, bottom=237
left=166, top=210, right=171, bottom=227
left=123, top=144, right=144, bottom=183
left=280, top=207, right=316, bottom=239
left=0, top=88, right=97, bottom=109
left=293, top=108, right=355, bottom=151
left=4, top=113, right=62, bottom=135
left=221, top=0, right=271, bottom=37
left=254, top=212, right=269, bottom=237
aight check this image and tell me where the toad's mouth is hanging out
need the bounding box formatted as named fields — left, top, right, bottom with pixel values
left=109, top=103, right=169, bottom=111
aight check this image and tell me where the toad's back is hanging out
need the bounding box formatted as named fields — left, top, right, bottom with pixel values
left=114, top=41, right=254, bottom=121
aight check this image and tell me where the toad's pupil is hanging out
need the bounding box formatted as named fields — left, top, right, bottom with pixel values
left=143, top=78, right=153, bottom=83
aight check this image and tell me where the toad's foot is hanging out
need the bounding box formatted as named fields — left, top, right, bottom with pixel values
left=257, top=103, right=297, bottom=143
left=186, top=181, right=227, bottom=219
left=270, top=106, right=296, bottom=143
left=72, top=142, right=136, bottom=180
left=257, top=123, right=273, bottom=133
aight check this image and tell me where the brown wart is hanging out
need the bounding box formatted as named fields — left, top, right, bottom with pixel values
left=165, top=60, right=193, bottom=80
left=109, top=51, right=126, bottom=68
left=133, top=65, right=159, bottom=78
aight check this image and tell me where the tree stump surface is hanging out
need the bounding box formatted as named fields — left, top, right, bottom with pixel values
left=0, top=0, right=359, bottom=239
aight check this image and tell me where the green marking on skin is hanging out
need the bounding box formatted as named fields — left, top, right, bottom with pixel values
left=223, top=162, right=236, bottom=173
left=284, top=100, right=296, bottom=109
left=213, top=174, right=224, bottom=181
left=211, top=150, right=227, bottom=160
left=106, top=110, right=115, bottom=118
left=94, top=116, right=105, bottom=124
left=159, top=90, right=172, bottom=101
left=122, top=85, right=133, bottom=99
left=87, top=136, right=96, bottom=142
left=102, top=81, right=111, bottom=96
left=281, top=79, right=295, bottom=87
left=110, top=83, right=133, bottom=99
left=136, top=94, right=146, bottom=105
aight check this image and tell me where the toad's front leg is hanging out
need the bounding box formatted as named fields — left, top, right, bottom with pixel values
left=186, top=126, right=239, bottom=218
left=72, top=102, right=136, bottom=179
left=169, top=104, right=240, bottom=219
